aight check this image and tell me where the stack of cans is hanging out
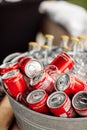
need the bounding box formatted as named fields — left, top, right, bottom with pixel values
left=1, top=34, right=87, bottom=118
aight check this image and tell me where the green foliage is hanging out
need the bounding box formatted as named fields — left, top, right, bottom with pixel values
left=66, top=0, right=87, bottom=9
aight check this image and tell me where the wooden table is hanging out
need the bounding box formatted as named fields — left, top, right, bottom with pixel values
left=0, top=95, right=19, bottom=130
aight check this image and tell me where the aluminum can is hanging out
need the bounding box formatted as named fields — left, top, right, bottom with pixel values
left=48, top=52, right=74, bottom=73
left=18, top=56, right=32, bottom=73
left=26, top=89, right=49, bottom=114
left=54, top=73, right=87, bottom=97
left=47, top=91, right=76, bottom=118
left=0, top=62, right=19, bottom=75
left=30, top=70, right=55, bottom=94
left=20, top=57, right=44, bottom=79
left=72, top=91, right=87, bottom=117
left=2, top=69, right=28, bottom=98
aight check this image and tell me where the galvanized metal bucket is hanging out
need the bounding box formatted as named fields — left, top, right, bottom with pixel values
left=6, top=92, right=87, bottom=130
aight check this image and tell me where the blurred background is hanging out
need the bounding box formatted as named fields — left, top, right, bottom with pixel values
left=1, top=0, right=87, bottom=64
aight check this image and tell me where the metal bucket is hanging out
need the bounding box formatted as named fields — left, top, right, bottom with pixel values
left=6, top=92, right=87, bottom=130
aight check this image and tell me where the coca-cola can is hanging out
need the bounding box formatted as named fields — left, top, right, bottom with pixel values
left=20, top=57, right=44, bottom=79
left=0, top=62, right=19, bottom=75
left=30, top=70, right=55, bottom=94
left=26, top=89, right=49, bottom=114
left=54, top=73, right=87, bottom=97
left=47, top=91, right=76, bottom=118
left=48, top=52, right=74, bottom=73
left=2, top=69, right=28, bottom=98
left=72, top=91, right=87, bottom=117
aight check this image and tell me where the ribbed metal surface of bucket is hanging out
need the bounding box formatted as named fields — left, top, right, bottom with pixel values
left=7, top=93, right=87, bottom=130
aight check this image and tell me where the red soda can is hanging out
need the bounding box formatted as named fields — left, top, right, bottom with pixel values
left=0, top=62, right=19, bottom=75
left=72, top=91, right=87, bottom=117
left=30, top=70, right=55, bottom=94
left=48, top=52, right=74, bottom=73
left=20, top=57, right=44, bottom=79
left=47, top=91, right=76, bottom=118
left=54, top=73, right=87, bottom=97
left=2, top=69, right=28, bottom=98
left=26, top=89, right=49, bottom=114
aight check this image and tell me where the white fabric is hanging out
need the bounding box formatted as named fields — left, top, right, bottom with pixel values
left=39, top=1, right=87, bottom=36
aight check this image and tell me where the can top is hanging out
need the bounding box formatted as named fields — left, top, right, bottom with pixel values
left=47, top=91, right=66, bottom=108
left=72, top=91, right=87, bottom=110
left=55, top=73, right=70, bottom=91
left=30, top=70, right=44, bottom=86
left=25, top=59, right=43, bottom=79
left=0, top=61, right=17, bottom=69
left=26, top=89, right=46, bottom=104
left=2, top=69, right=19, bottom=80
left=45, top=34, right=54, bottom=39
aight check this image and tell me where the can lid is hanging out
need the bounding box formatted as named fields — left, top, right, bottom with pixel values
left=2, top=69, right=19, bottom=80
left=28, top=42, right=38, bottom=46
left=55, top=73, right=70, bottom=91
left=45, top=34, right=54, bottom=39
left=0, top=61, right=17, bottom=69
left=25, top=59, right=44, bottom=79
left=60, top=35, right=69, bottom=39
left=47, top=91, right=66, bottom=108
left=26, top=89, right=46, bottom=104
left=30, top=70, right=44, bottom=86
left=72, top=91, right=87, bottom=110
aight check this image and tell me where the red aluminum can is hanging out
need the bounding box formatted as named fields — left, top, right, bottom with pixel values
left=20, top=57, right=44, bottom=79
left=72, top=91, right=87, bottom=117
left=48, top=52, right=74, bottom=73
left=54, top=73, right=87, bottom=97
left=26, top=89, right=49, bottom=114
left=2, top=69, right=28, bottom=98
left=30, top=70, right=55, bottom=94
left=0, top=62, right=19, bottom=75
left=47, top=91, right=76, bottom=118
